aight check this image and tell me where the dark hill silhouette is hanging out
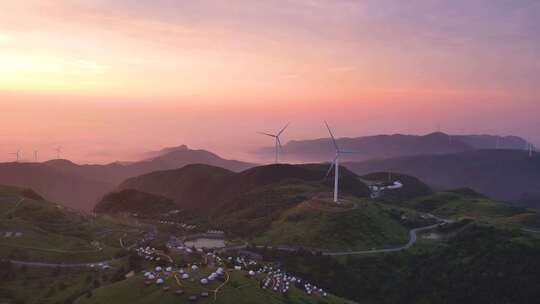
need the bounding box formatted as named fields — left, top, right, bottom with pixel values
left=116, top=163, right=370, bottom=215
left=259, top=132, right=529, bottom=162
left=346, top=150, right=540, bottom=208
left=0, top=162, right=113, bottom=211
left=0, top=145, right=255, bottom=211
left=94, top=189, right=177, bottom=215
left=45, top=145, right=255, bottom=185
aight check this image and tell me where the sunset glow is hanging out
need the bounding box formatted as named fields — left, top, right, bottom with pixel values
left=1, top=0, right=539, bottom=163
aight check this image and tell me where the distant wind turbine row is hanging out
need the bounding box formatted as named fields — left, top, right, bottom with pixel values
left=7, top=146, right=63, bottom=162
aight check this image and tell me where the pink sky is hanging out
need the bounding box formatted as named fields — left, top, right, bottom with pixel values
left=1, top=1, right=539, bottom=163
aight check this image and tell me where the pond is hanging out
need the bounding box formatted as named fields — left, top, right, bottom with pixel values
left=184, top=238, right=226, bottom=249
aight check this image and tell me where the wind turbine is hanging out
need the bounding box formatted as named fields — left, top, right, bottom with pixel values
left=10, top=149, right=21, bottom=162
left=55, top=146, right=62, bottom=159
left=258, top=123, right=289, bottom=163
left=34, top=150, right=38, bottom=162
left=324, top=121, right=360, bottom=204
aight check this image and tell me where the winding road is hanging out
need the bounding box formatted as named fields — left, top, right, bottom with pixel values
left=324, top=222, right=441, bottom=256
left=7, top=259, right=116, bottom=268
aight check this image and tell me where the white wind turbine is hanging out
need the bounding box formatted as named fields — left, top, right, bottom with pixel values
left=258, top=123, right=289, bottom=163
left=324, top=121, right=360, bottom=204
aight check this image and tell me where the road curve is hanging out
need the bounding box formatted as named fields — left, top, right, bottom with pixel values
left=324, top=223, right=440, bottom=256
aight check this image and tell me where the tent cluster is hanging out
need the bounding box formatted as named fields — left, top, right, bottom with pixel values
left=157, top=220, right=196, bottom=230
left=143, top=265, right=191, bottom=285
left=257, top=265, right=327, bottom=297
left=200, top=267, right=225, bottom=285
left=3, top=231, right=23, bottom=238
left=135, top=246, right=161, bottom=261
left=206, top=230, right=224, bottom=235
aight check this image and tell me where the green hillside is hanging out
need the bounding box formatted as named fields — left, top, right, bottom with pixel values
left=74, top=270, right=352, bottom=304
left=399, top=189, right=534, bottom=226
left=0, top=185, right=133, bottom=263
left=251, top=198, right=409, bottom=251
left=269, top=223, right=540, bottom=304
left=95, top=189, right=177, bottom=216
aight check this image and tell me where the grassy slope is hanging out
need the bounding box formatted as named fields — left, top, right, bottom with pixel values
left=0, top=258, right=131, bottom=304
left=401, top=189, right=535, bottom=226
left=74, top=270, right=352, bottom=304
left=0, top=185, right=131, bottom=263
left=267, top=223, right=540, bottom=304
left=253, top=199, right=409, bottom=251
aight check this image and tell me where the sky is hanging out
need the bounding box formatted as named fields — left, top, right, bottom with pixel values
left=0, top=0, right=539, bottom=163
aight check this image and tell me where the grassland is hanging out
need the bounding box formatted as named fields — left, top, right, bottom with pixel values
left=74, top=267, right=353, bottom=304
left=394, top=189, right=536, bottom=227
left=252, top=198, right=409, bottom=251
left=0, top=185, right=135, bottom=263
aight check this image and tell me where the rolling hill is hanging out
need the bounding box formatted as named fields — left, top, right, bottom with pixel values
left=0, top=163, right=114, bottom=211
left=45, top=145, right=255, bottom=186
left=346, top=149, right=540, bottom=208
left=0, top=145, right=255, bottom=211
left=114, top=163, right=370, bottom=216
left=94, top=189, right=177, bottom=216
left=258, top=132, right=529, bottom=162
left=102, top=164, right=412, bottom=251
left=0, top=184, right=130, bottom=264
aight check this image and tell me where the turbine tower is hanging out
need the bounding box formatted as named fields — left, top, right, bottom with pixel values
left=10, top=149, right=21, bottom=162
left=34, top=150, right=38, bottom=162
left=258, top=123, right=289, bottom=163
left=55, top=146, right=62, bottom=159
left=324, top=121, right=360, bottom=204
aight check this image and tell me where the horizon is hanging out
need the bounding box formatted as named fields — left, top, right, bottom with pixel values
left=0, top=130, right=534, bottom=165
left=1, top=1, right=539, bottom=163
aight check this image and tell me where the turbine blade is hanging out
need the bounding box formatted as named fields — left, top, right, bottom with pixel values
left=324, top=121, right=339, bottom=150
left=258, top=132, right=276, bottom=138
left=324, top=155, right=338, bottom=179
left=277, top=122, right=290, bottom=136
left=324, top=162, right=335, bottom=180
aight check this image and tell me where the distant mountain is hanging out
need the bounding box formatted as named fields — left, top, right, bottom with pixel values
left=0, top=145, right=255, bottom=211
left=258, top=132, right=529, bottom=162
left=345, top=150, right=540, bottom=208
left=45, top=145, right=255, bottom=185
left=0, top=162, right=114, bottom=211
left=117, top=163, right=370, bottom=215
